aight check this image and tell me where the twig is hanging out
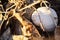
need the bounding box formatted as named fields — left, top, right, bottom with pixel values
left=18, top=1, right=41, bottom=11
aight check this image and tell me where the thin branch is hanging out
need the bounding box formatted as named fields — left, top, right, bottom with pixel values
left=18, top=0, right=41, bottom=11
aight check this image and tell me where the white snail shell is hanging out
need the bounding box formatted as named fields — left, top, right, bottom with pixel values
left=32, top=7, right=58, bottom=31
